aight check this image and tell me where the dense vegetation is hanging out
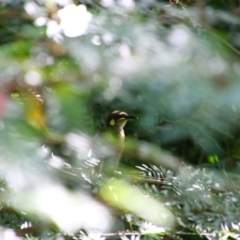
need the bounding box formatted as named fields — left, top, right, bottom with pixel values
left=0, top=0, right=240, bottom=239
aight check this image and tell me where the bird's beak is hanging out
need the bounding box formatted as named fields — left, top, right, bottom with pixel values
left=126, top=115, right=138, bottom=120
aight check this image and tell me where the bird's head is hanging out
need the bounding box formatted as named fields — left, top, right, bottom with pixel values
left=106, top=110, right=138, bottom=130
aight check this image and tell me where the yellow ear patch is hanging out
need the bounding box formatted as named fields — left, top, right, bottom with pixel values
left=110, top=119, right=115, bottom=126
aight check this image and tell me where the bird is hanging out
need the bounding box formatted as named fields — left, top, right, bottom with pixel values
left=104, top=110, right=138, bottom=167
left=86, top=110, right=138, bottom=174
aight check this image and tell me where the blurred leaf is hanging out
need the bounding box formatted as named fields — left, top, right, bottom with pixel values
left=100, top=178, right=175, bottom=228
left=24, top=91, right=46, bottom=131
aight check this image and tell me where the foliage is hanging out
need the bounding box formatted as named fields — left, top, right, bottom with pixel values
left=0, top=0, right=240, bottom=240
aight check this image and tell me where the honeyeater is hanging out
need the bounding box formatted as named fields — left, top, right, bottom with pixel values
left=100, top=110, right=138, bottom=171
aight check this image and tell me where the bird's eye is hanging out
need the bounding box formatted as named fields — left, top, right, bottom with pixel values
left=110, top=119, right=115, bottom=126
